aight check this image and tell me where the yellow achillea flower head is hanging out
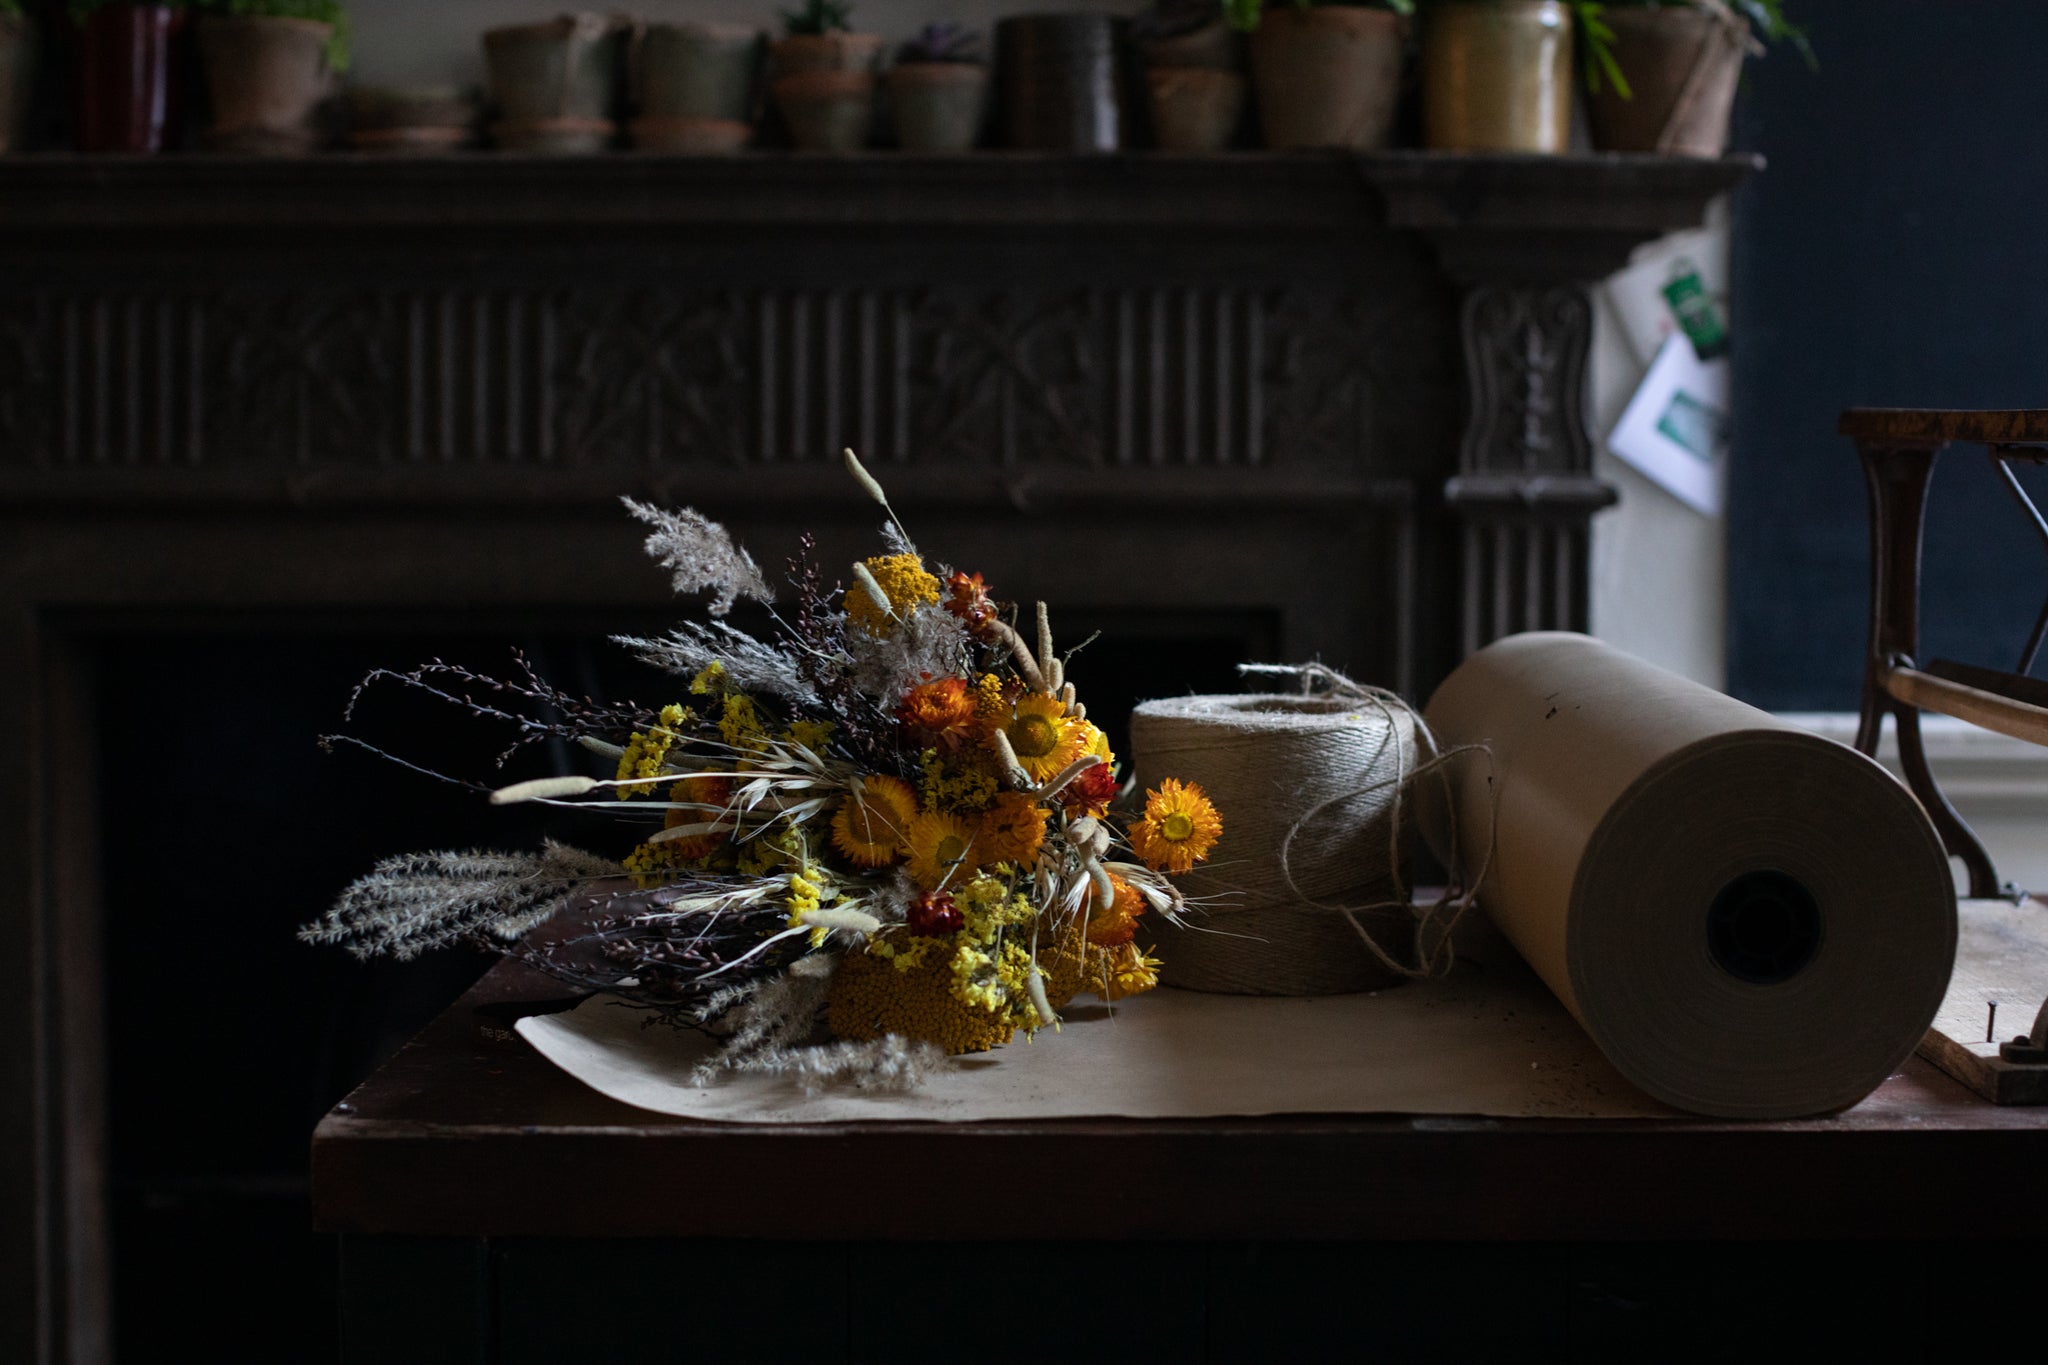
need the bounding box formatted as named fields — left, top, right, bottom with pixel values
left=1129, top=778, right=1223, bottom=875
left=615, top=703, right=690, bottom=794
left=993, top=692, right=1083, bottom=782
left=977, top=792, right=1048, bottom=867
left=903, top=808, right=980, bottom=890
left=826, top=934, right=1019, bottom=1055
left=844, top=553, right=941, bottom=635
left=829, top=774, right=919, bottom=868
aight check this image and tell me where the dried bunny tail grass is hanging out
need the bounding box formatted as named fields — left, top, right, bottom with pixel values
left=299, top=840, right=622, bottom=960
left=613, top=620, right=819, bottom=707
left=621, top=498, right=773, bottom=617
left=844, top=447, right=918, bottom=556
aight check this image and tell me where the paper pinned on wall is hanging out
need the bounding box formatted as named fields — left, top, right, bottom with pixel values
left=1607, top=332, right=1730, bottom=517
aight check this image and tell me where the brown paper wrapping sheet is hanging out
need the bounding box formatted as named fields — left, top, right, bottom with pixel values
left=1423, top=632, right=1957, bottom=1118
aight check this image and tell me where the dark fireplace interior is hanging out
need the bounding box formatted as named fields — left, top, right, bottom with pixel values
left=91, top=601, right=1272, bottom=1355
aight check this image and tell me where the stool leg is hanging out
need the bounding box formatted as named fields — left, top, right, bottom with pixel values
left=1856, top=439, right=2002, bottom=897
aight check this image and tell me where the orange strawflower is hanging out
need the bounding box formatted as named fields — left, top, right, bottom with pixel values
left=662, top=773, right=736, bottom=861
left=991, top=692, right=1083, bottom=783
left=1129, top=778, right=1223, bottom=875
left=904, top=809, right=981, bottom=890
left=898, top=674, right=978, bottom=751
left=1085, top=873, right=1146, bottom=946
left=978, top=792, right=1049, bottom=866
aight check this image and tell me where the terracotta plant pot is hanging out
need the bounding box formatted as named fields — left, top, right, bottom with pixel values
left=198, top=15, right=334, bottom=155
left=346, top=86, right=477, bottom=153
left=483, top=13, right=623, bottom=152
left=1146, top=67, right=1244, bottom=152
left=0, top=14, right=34, bottom=154
left=628, top=114, right=752, bottom=153
left=769, top=30, right=883, bottom=78
left=996, top=14, right=1127, bottom=152
left=635, top=21, right=761, bottom=123
left=1249, top=6, right=1401, bottom=151
left=76, top=4, right=187, bottom=153
left=1586, top=3, right=1752, bottom=157
left=1138, top=19, right=1241, bottom=72
left=887, top=62, right=988, bottom=152
left=771, top=69, right=873, bottom=151
left=1422, top=0, right=1573, bottom=153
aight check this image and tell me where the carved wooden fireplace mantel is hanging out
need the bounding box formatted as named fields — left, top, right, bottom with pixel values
left=0, top=149, right=1751, bottom=1362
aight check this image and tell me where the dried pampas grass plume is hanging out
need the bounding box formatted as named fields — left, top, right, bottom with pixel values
left=621, top=498, right=773, bottom=617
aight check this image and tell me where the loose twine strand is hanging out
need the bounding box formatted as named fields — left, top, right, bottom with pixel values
left=1242, top=664, right=1496, bottom=982
left=1134, top=664, right=1496, bottom=993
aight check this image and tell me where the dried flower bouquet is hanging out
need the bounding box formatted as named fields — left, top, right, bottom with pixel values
left=304, top=451, right=1223, bottom=1091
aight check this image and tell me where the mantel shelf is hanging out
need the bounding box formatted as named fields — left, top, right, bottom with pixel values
left=0, top=149, right=1760, bottom=240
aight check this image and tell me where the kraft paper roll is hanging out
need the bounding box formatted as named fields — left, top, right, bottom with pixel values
left=1423, top=632, right=1956, bottom=1119
left=1131, top=691, right=1418, bottom=995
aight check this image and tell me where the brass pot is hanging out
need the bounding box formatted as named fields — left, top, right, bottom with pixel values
left=1586, top=3, right=1751, bottom=157
left=1423, top=0, right=1573, bottom=154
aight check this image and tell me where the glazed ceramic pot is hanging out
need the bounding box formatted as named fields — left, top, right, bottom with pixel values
left=1249, top=6, right=1401, bottom=151
left=484, top=13, right=624, bottom=153
left=1422, top=0, right=1573, bottom=153
left=996, top=14, right=1128, bottom=152
left=887, top=62, right=988, bottom=151
left=632, top=22, right=762, bottom=152
left=198, top=14, right=335, bottom=154
left=76, top=3, right=187, bottom=153
left=1586, top=2, right=1751, bottom=156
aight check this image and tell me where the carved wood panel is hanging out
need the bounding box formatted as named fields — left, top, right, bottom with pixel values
left=0, top=280, right=1457, bottom=478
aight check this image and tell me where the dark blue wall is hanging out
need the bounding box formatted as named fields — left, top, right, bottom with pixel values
left=1729, top=0, right=2048, bottom=710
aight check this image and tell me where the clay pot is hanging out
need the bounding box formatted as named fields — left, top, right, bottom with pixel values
left=1146, top=67, right=1244, bottom=152
left=1249, top=6, right=1401, bottom=151
left=888, top=62, right=988, bottom=152
left=1138, top=19, right=1241, bottom=72
left=483, top=13, right=623, bottom=152
left=76, top=4, right=187, bottom=153
left=346, top=86, right=478, bottom=153
left=769, top=31, right=883, bottom=78
left=635, top=22, right=761, bottom=123
left=1586, top=3, right=1752, bottom=157
left=629, top=115, right=752, bottom=153
left=771, top=69, right=873, bottom=151
left=766, top=31, right=878, bottom=151
left=0, top=15, right=34, bottom=155
left=198, top=15, right=334, bottom=155
left=1422, top=0, right=1573, bottom=153
left=996, top=14, right=1128, bottom=152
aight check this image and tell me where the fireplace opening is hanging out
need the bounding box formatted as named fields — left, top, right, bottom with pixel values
left=86, top=603, right=1274, bottom=1355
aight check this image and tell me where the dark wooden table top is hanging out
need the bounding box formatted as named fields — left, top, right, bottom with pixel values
left=312, top=959, right=2048, bottom=1244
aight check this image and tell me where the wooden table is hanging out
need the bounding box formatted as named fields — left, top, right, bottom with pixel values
left=313, top=961, right=2048, bottom=1363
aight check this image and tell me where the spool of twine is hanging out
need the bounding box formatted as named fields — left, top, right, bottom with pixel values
left=1130, top=667, right=1433, bottom=996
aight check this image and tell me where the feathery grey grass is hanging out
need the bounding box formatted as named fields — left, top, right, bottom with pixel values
left=301, top=840, right=622, bottom=960
left=622, top=498, right=773, bottom=617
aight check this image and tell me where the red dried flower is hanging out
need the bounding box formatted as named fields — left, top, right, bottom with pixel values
left=898, top=674, right=978, bottom=751
left=1058, top=761, right=1119, bottom=817
left=907, top=889, right=964, bottom=937
left=943, top=571, right=1000, bottom=638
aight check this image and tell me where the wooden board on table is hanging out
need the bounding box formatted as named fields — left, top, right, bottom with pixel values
left=1920, top=897, right=2048, bottom=1104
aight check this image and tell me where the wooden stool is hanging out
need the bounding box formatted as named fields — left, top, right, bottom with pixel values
left=1843, top=407, right=2048, bottom=898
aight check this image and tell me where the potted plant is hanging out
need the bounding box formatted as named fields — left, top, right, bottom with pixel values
left=1137, top=0, right=1245, bottom=152
left=196, top=0, right=346, bottom=154
left=1228, top=0, right=1407, bottom=151
left=768, top=0, right=880, bottom=152
left=482, top=11, right=625, bottom=154
left=630, top=20, right=762, bottom=154
left=0, top=1, right=34, bottom=154
left=1418, top=0, right=1597, bottom=153
left=73, top=0, right=190, bottom=152
left=1586, top=0, right=1808, bottom=156
left=886, top=23, right=987, bottom=153
left=345, top=85, right=478, bottom=153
